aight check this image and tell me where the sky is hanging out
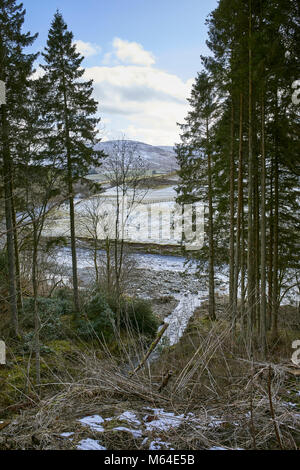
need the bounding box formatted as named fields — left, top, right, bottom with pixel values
left=22, top=0, right=219, bottom=146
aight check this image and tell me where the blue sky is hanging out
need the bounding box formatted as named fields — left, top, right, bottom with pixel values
left=22, top=0, right=218, bottom=145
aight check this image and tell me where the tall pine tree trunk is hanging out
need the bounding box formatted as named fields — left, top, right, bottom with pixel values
left=247, top=0, right=255, bottom=348
left=11, top=177, right=24, bottom=315
left=272, top=153, right=279, bottom=336
left=233, top=93, right=244, bottom=333
left=267, top=160, right=274, bottom=330
left=207, top=118, right=215, bottom=321
left=229, top=101, right=235, bottom=310
left=260, top=92, right=267, bottom=356
left=67, top=169, right=80, bottom=316
left=271, top=90, right=279, bottom=337
left=1, top=105, right=19, bottom=336
left=62, top=75, right=80, bottom=317
left=32, top=225, right=40, bottom=386
left=254, top=152, right=260, bottom=332
left=241, top=201, right=246, bottom=332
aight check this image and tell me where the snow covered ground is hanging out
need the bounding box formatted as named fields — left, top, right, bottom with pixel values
left=43, top=185, right=205, bottom=250
left=59, top=408, right=248, bottom=451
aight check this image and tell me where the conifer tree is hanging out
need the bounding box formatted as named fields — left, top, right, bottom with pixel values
left=16, top=75, right=62, bottom=384
left=0, top=0, right=38, bottom=335
left=178, top=0, right=299, bottom=352
left=41, top=11, right=105, bottom=317
left=176, top=71, right=218, bottom=320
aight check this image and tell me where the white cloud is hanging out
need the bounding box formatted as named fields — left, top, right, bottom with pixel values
left=84, top=64, right=194, bottom=145
left=31, top=66, right=45, bottom=80
left=85, top=66, right=192, bottom=105
left=32, top=36, right=193, bottom=145
left=112, top=37, right=155, bottom=66
left=74, top=40, right=101, bottom=57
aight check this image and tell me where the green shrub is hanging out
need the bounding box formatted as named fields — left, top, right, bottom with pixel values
left=75, top=290, right=158, bottom=343
left=22, top=297, right=72, bottom=340
left=52, top=288, right=74, bottom=314
left=78, top=293, right=116, bottom=341
left=122, top=298, right=159, bottom=338
left=106, top=294, right=159, bottom=338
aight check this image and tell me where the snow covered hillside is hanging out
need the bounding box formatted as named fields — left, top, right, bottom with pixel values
left=93, top=140, right=179, bottom=173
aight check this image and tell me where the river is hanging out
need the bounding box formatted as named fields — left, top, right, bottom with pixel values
left=54, top=246, right=218, bottom=346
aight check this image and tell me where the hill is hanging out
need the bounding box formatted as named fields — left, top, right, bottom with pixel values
left=93, top=140, right=178, bottom=174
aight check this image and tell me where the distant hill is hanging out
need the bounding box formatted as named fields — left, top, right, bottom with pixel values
left=93, top=140, right=178, bottom=173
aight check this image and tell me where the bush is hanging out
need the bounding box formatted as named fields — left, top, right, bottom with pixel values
left=78, top=293, right=158, bottom=342
left=78, top=293, right=116, bottom=341
left=122, top=298, right=159, bottom=338
left=106, top=295, right=159, bottom=339
left=22, top=296, right=73, bottom=340
left=52, top=288, right=74, bottom=314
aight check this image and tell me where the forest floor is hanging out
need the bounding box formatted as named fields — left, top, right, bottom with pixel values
left=0, top=248, right=299, bottom=450
left=0, top=298, right=299, bottom=451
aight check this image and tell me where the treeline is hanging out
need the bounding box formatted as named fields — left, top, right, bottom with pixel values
left=0, top=1, right=105, bottom=341
left=176, top=0, right=299, bottom=354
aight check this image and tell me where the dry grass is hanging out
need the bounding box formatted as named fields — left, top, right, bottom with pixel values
left=0, top=302, right=299, bottom=450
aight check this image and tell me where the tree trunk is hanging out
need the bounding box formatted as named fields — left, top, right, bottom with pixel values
left=11, top=180, right=24, bottom=315
left=229, top=101, right=235, bottom=310
left=271, top=89, right=279, bottom=337
left=32, top=225, right=40, bottom=386
left=247, top=0, right=255, bottom=348
left=117, top=189, right=126, bottom=299
left=233, top=93, right=244, bottom=334
left=62, top=75, right=80, bottom=317
left=94, top=238, right=99, bottom=284
left=1, top=105, right=19, bottom=336
left=114, top=187, right=121, bottom=329
left=260, top=92, right=267, bottom=356
left=241, top=200, right=246, bottom=332
left=207, top=118, right=216, bottom=321
left=272, top=153, right=279, bottom=336
left=105, top=237, right=111, bottom=294
left=68, top=177, right=80, bottom=316
left=267, top=158, right=274, bottom=330
left=254, top=150, right=260, bottom=332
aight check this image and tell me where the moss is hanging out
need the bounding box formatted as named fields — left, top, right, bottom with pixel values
left=0, top=361, right=29, bottom=410
left=47, top=339, right=77, bottom=355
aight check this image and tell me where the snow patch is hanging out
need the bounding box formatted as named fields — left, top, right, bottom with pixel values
left=283, top=401, right=298, bottom=408
left=77, top=438, right=106, bottom=450
left=78, top=415, right=105, bottom=432
left=118, top=411, right=141, bottom=426
left=149, top=438, right=174, bottom=450
left=60, top=432, right=74, bottom=438
left=143, top=408, right=185, bottom=431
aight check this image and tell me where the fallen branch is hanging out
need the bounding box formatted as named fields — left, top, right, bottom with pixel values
left=129, top=322, right=169, bottom=376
